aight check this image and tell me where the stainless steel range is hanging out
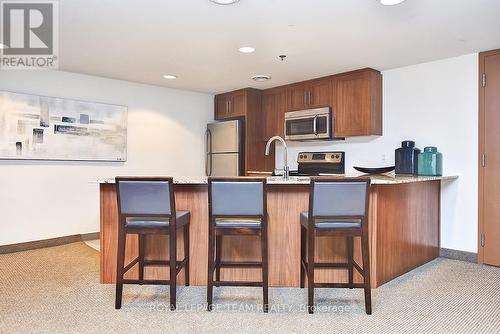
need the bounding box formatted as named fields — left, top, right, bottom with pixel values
left=293, top=151, right=345, bottom=175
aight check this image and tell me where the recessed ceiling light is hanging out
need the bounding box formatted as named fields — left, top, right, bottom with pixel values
left=210, top=0, right=240, bottom=4
left=239, top=46, right=255, bottom=54
left=251, top=75, right=271, bottom=82
left=380, top=0, right=406, bottom=5
left=162, top=74, right=177, bottom=79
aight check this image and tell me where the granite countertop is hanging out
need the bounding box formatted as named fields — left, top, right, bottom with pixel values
left=93, top=174, right=458, bottom=185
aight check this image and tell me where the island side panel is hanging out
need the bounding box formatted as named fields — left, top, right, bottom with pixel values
left=374, top=180, right=440, bottom=286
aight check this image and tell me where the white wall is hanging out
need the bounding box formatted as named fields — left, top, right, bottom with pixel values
left=276, top=54, right=479, bottom=253
left=0, top=70, right=213, bottom=245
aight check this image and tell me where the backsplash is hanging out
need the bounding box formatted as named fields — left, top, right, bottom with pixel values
left=275, top=136, right=395, bottom=173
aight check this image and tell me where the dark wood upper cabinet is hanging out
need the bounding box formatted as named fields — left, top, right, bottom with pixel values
left=263, top=87, right=287, bottom=140
left=333, top=69, right=382, bottom=137
left=287, top=77, right=332, bottom=110
left=215, top=93, right=230, bottom=119
left=230, top=90, right=247, bottom=118
left=261, top=87, right=287, bottom=172
left=287, top=83, right=308, bottom=110
left=309, top=77, right=332, bottom=107
left=214, top=89, right=247, bottom=120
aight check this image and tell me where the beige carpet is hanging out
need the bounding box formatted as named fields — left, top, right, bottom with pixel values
left=0, top=242, right=499, bottom=334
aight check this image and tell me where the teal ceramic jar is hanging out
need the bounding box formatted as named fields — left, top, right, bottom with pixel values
left=417, top=147, right=442, bottom=176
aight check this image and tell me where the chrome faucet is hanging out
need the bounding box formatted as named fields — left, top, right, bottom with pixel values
left=265, top=136, right=289, bottom=180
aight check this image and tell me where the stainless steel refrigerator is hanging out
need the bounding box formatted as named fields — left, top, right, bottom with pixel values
left=205, top=120, right=244, bottom=176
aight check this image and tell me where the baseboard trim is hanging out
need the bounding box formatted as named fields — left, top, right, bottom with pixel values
left=0, top=232, right=100, bottom=254
left=81, top=232, right=100, bottom=241
left=440, top=248, right=477, bottom=263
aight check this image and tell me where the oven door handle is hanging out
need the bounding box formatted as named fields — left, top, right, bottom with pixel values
left=313, top=115, right=318, bottom=135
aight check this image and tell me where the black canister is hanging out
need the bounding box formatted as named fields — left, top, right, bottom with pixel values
left=395, top=140, right=420, bottom=175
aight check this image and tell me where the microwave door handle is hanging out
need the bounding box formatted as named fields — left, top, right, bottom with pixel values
left=313, top=115, right=318, bottom=135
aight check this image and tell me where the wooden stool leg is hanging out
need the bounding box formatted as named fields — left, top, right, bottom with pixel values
left=184, top=224, right=190, bottom=286
left=169, top=228, right=177, bottom=311
left=138, top=234, right=145, bottom=284
left=115, top=225, right=126, bottom=309
left=215, top=235, right=222, bottom=286
left=300, top=226, right=306, bottom=289
left=207, top=224, right=215, bottom=311
left=361, top=229, right=372, bottom=315
left=347, top=236, right=354, bottom=289
left=307, top=228, right=315, bottom=314
left=261, top=224, right=269, bottom=313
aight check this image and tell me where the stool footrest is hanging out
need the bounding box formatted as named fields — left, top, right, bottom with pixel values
left=142, top=258, right=189, bottom=270
left=219, top=261, right=262, bottom=268
left=214, top=281, right=263, bottom=287
left=315, top=283, right=365, bottom=289
left=122, top=279, right=170, bottom=285
left=301, top=261, right=352, bottom=269
left=315, top=262, right=350, bottom=268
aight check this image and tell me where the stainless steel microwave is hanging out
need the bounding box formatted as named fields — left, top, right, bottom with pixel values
left=284, top=107, right=332, bottom=141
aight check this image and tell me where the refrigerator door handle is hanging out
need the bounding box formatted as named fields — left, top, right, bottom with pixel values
left=205, top=129, right=213, bottom=176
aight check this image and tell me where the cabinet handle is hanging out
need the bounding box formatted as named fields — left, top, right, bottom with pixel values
left=308, top=91, right=312, bottom=105
left=228, top=100, right=232, bottom=114
left=304, top=91, right=307, bottom=106
left=226, top=100, right=229, bottom=113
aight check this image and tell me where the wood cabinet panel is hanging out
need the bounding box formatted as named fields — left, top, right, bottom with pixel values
left=214, top=94, right=229, bottom=120
left=245, top=88, right=266, bottom=173
left=333, top=70, right=382, bottom=137
left=334, top=72, right=371, bottom=136
left=263, top=87, right=287, bottom=140
left=261, top=88, right=287, bottom=172
left=309, top=77, right=332, bottom=107
left=230, top=90, right=246, bottom=117
left=287, top=83, right=307, bottom=110
left=286, top=78, right=332, bottom=110
left=373, top=181, right=440, bottom=286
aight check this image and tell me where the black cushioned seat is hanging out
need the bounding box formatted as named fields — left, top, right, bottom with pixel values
left=126, top=211, right=190, bottom=229
left=215, top=219, right=262, bottom=229
left=300, top=212, right=361, bottom=229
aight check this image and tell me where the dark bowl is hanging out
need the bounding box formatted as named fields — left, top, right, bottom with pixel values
left=353, top=166, right=395, bottom=174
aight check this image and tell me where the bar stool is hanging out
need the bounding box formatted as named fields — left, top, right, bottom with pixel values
left=207, top=177, right=269, bottom=312
left=114, top=177, right=190, bottom=310
left=300, top=177, right=372, bottom=314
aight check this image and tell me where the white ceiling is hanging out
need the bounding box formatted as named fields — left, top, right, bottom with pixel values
left=58, top=0, right=500, bottom=93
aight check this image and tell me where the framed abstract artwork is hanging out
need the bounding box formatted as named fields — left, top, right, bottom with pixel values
left=0, top=91, right=127, bottom=161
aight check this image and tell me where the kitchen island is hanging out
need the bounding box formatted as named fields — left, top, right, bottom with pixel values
left=96, top=175, right=457, bottom=288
